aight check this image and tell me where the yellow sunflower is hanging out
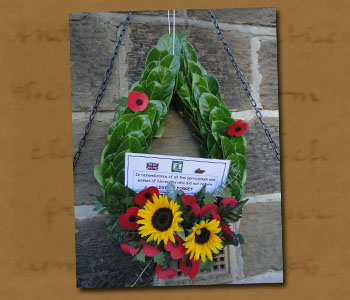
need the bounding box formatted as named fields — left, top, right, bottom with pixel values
left=184, top=219, right=223, bottom=262
left=137, top=194, right=183, bottom=245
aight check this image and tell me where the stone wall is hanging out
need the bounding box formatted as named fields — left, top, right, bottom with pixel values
left=70, top=8, right=282, bottom=288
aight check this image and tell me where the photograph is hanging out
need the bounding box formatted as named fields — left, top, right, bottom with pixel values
left=70, top=7, right=282, bottom=288
left=3, top=0, right=350, bottom=299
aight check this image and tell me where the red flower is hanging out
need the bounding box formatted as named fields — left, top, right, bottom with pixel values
left=134, top=186, right=159, bottom=206
left=142, top=243, right=160, bottom=257
left=220, top=224, right=233, bottom=239
left=164, top=234, right=186, bottom=259
left=118, top=207, right=141, bottom=230
left=227, top=120, right=247, bottom=137
left=179, top=258, right=200, bottom=279
left=127, top=91, right=149, bottom=112
left=182, top=195, right=200, bottom=216
left=222, top=197, right=238, bottom=209
left=200, top=204, right=221, bottom=221
left=120, top=237, right=139, bottom=255
left=156, top=264, right=178, bottom=280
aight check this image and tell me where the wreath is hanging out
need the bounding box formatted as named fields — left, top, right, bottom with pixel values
left=92, top=33, right=248, bottom=283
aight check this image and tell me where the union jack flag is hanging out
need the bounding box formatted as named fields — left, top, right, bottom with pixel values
left=146, top=162, right=159, bottom=170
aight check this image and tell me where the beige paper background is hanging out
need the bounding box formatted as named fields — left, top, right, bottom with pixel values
left=1, top=0, right=349, bottom=299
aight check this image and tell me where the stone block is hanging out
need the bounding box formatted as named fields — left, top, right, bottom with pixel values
left=123, top=10, right=188, bottom=18
left=150, top=105, right=201, bottom=157
left=245, top=117, right=281, bottom=194
left=238, top=202, right=283, bottom=277
left=75, top=215, right=154, bottom=288
left=187, top=8, right=276, bottom=27
left=127, top=22, right=252, bottom=111
left=69, top=13, right=122, bottom=112
left=72, top=113, right=113, bottom=205
left=258, top=39, right=279, bottom=110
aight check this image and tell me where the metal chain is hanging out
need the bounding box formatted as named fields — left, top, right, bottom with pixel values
left=73, top=11, right=133, bottom=169
left=207, top=10, right=280, bottom=161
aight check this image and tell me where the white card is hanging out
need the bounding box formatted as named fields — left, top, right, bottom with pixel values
left=124, top=152, right=231, bottom=194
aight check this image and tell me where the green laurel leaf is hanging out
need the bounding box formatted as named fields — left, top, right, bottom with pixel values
left=135, top=250, right=145, bottom=262
left=203, top=192, right=216, bottom=205
left=94, top=164, right=103, bottom=186
left=154, top=252, right=166, bottom=266
left=199, top=259, right=215, bottom=271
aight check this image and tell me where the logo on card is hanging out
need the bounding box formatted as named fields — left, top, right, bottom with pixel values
left=146, top=162, right=159, bottom=170
left=171, top=161, right=183, bottom=173
left=194, top=168, right=205, bottom=174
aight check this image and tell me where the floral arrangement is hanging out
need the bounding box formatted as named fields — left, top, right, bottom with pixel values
left=109, top=183, right=247, bottom=282
left=92, top=33, right=248, bottom=285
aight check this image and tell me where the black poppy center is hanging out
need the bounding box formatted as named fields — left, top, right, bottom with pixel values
left=144, top=192, right=152, bottom=199
left=152, top=208, right=173, bottom=232
left=186, top=260, right=193, bottom=268
left=136, top=99, right=143, bottom=105
left=162, top=265, right=169, bottom=271
left=186, top=205, right=192, bottom=212
left=172, top=240, right=179, bottom=247
left=235, top=126, right=242, bottom=132
left=129, top=215, right=136, bottom=222
left=195, top=228, right=210, bottom=244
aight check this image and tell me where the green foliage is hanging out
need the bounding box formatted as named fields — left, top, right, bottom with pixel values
left=194, top=185, right=206, bottom=205
left=160, top=54, right=180, bottom=76
left=176, top=229, right=187, bottom=242
left=145, top=81, right=163, bottom=100
left=166, top=183, right=183, bottom=199
left=147, top=66, right=175, bottom=96
left=157, top=33, right=187, bottom=56
left=153, top=124, right=165, bottom=138
left=154, top=252, right=166, bottom=266
left=92, top=33, right=247, bottom=224
left=203, top=192, right=216, bottom=205
left=94, top=164, right=103, bottom=186
left=199, top=259, right=215, bottom=271
left=145, top=47, right=166, bottom=66
left=198, top=93, right=222, bottom=122
left=135, top=250, right=145, bottom=262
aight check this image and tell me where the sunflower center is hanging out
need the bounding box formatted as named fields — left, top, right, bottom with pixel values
left=195, top=228, right=210, bottom=244
left=186, top=260, right=192, bottom=268
left=129, top=215, right=136, bottom=222
left=136, top=99, right=143, bottom=105
left=186, top=205, right=192, bottom=212
left=152, top=208, right=173, bottom=232
left=144, top=192, right=152, bottom=199
left=235, top=126, right=242, bottom=132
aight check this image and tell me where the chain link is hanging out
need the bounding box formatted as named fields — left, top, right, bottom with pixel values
left=207, top=10, right=280, bottom=161
left=73, top=11, right=134, bottom=169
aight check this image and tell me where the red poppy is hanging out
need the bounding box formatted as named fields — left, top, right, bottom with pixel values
left=120, top=237, right=139, bottom=255
left=134, top=186, right=159, bottom=206
left=220, top=224, right=233, bottom=239
left=179, top=258, right=200, bottom=279
left=164, top=234, right=186, bottom=259
left=156, top=263, right=178, bottom=280
left=222, top=197, right=238, bottom=209
left=227, top=120, right=248, bottom=137
left=142, top=243, right=160, bottom=257
left=127, top=91, right=149, bottom=112
left=118, top=207, right=141, bottom=230
left=182, top=195, right=200, bottom=216
left=200, top=204, right=221, bottom=221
